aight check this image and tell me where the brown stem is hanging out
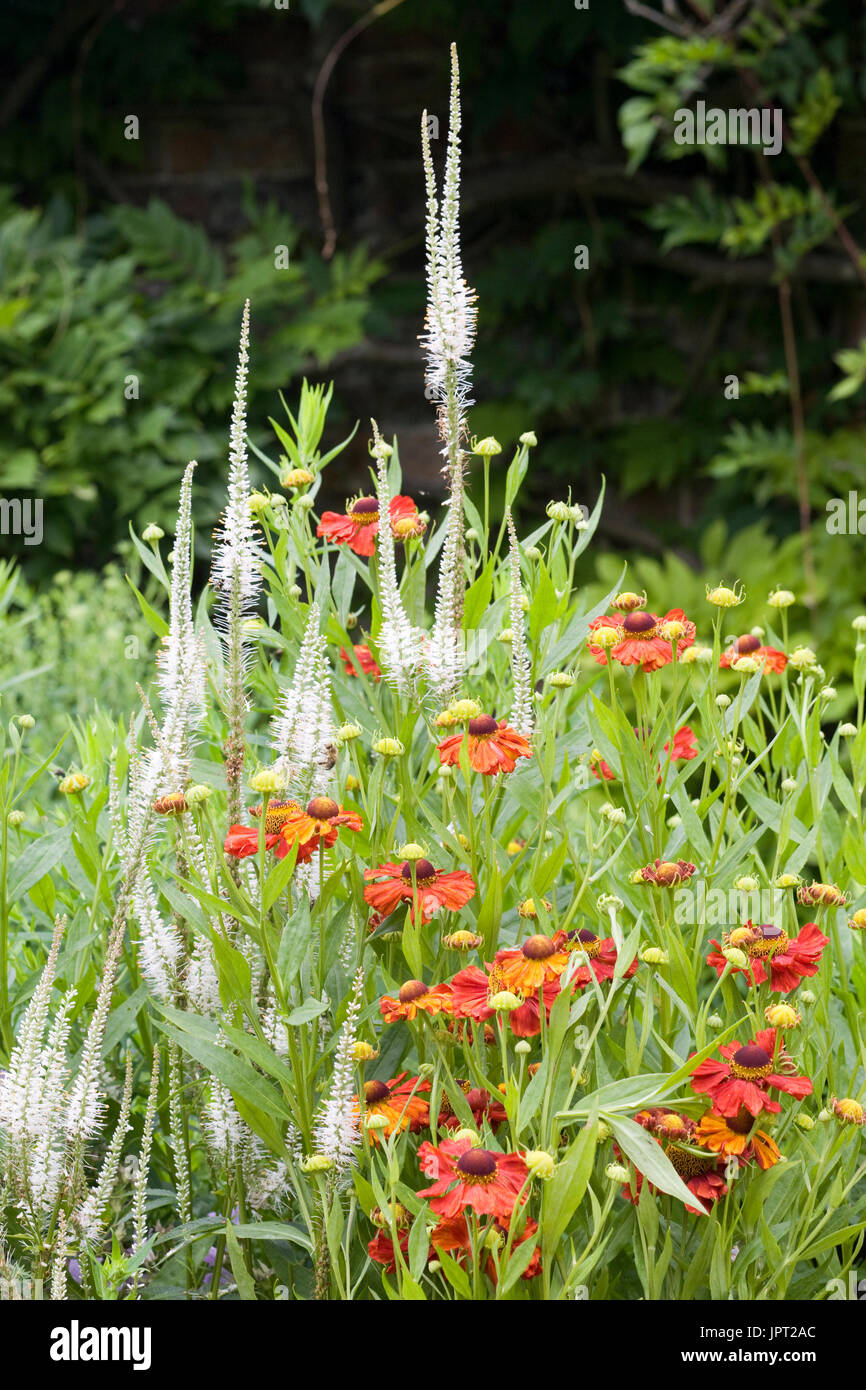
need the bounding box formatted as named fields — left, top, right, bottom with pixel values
left=312, top=0, right=409, bottom=260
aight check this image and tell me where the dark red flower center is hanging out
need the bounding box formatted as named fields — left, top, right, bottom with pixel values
left=456, top=1148, right=498, bottom=1182
left=735, top=633, right=761, bottom=654
left=622, top=612, right=657, bottom=636
left=726, top=1108, right=755, bottom=1136
left=306, top=796, right=339, bottom=820
left=468, top=715, right=499, bottom=738
left=401, top=859, right=437, bottom=884
left=730, top=1044, right=773, bottom=1079
left=398, top=979, right=429, bottom=1003
left=522, top=934, right=557, bottom=960
left=351, top=497, right=379, bottom=519
left=364, top=1080, right=390, bottom=1103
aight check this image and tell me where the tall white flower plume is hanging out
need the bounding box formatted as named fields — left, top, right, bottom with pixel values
left=371, top=420, right=420, bottom=695
left=158, top=459, right=206, bottom=735
left=211, top=299, right=265, bottom=823
left=123, top=459, right=207, bottom=886
left=313, top=966, right=363, bottom=1172
left=423, top=45, right=476, bottom=698
left=132, top=872, right=184, bottom=1004
left=270, top=602, right=333, bottom=796
left=506, top=508, right=534, bottom=740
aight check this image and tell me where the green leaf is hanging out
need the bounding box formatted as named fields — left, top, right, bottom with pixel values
left=286, top=995, right=329, bottom=1027
left=211, top=931, right=253, bottom=1010
left=154, top=1019, right=291, bottom=1122
left=7, top=825, right=72, bottom=901
left=230, top=1222, right=312, bottom=1252
left=276, top=897, right=313, bottom=991
left=606, top=1114, right=706, bottom=1213
left=436, top=1248, right=472, bottom=1299
left=498, top=1229, right=541, bottom=1293
left=225, top=1223, right=256, bottom=1300
left=408, top=1208, right=430, bottom=1282
left=542, top=1117, right=597, bottom=1258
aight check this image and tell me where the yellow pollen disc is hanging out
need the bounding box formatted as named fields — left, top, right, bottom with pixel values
left=747, top=931, right=789, bottom=959
left=665, top=1144, right=715, bottom=1180
left=257, top=800, right=300, bottom=834
left=730, top=1059, right=773, bottom=1081
left=568, top=935, right=601, bottom=959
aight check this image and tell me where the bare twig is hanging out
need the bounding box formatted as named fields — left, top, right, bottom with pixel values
left=312, top=0, right=409, bottom=260
left=624, top=0, right=692, bottom=36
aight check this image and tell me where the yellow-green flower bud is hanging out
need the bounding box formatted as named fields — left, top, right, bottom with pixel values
left=768, top=589, right=795, bottom=609
left=59, top=773, right=90, bottom=795
left=301, top=1154, right=335, bottom=1172
left=185, top=784, right=212, bottom=806
left=373, top=737, right=404, bottom=757
left=398, top=842, right=427, bottom=861
left=250, top=767, right=286, bottom=793
left=706, top=584, right=744, bottom=608
left=524, top=1149, right=556, bottom=1180
left=489, top=990, right=522, bottom=1012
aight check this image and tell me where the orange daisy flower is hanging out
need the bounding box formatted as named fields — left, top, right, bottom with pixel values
left=706, top=920, right=828, bottom=994
left=720, top=634, right=787, bottom=673
left=797, top=881, right=848, bottom=908
left=340, top=644, right=382, bottom=681
left=275, top=796, right=362, bottom=857
left=379, top=979, right=454, bottom=1023
left=690, top=1028, right=812, bottom=1118
left=450, top=964, right=560, bottom=1038
left=494, top=935, right=569, bottom=992
left=430, top=1212, right=541, bottom=1284
left=364, top=859, right=476, bottom=927
left=317, top=494, right=420, bottom=557
left=622, top=1110, right=728, bottom=1215
left=695, top=1109, right=781, bottom=1171
left=224, top=798, right=305, bottom=861
left=417, top=1137, right=528, bottom=1220
left=553, top=928, right=639, bottom=988
left=639, top=858, right=697, bottom=886
left=436, top=715, right=532, bottom=776
left=588, top=608, right=696, bottom=671
left=358, top=1073, right=430, bottom=1145
left=367, top=1228, right=410, bottom=1272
